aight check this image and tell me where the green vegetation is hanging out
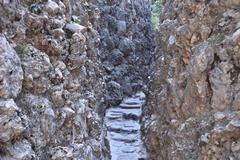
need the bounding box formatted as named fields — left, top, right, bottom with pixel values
left=30, top=4, right=42, bottom=15
left=14, top=44, right=27, bottom=55
left=151, top=0, right=163, bottom=29
left=71, top=15, right=81, bottom=24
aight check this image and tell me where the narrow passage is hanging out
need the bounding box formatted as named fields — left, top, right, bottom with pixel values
left=104, top=92, right=148, bottom=160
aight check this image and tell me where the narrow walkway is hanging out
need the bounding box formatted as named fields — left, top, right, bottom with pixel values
left=104, top=92, right=148, bottom=160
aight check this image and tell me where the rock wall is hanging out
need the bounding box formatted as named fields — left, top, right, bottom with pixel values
left=97, top=0, right=154, bottom=105
left=0, top=0, right=153, bottom=159
left=0, top=0, right=104, bottom=159
left=145, top=0, right=240, bottom=159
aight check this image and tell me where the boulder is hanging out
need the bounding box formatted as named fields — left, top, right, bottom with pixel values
left=109, top=49, right=124, bottom=66
left=118, top=37, right=134, bottom=56
left=117, top=20, right=126, bottom=34
left=45, top=0, right=61, bottom=15
left=65, top=23, right=87, bottom=36
left=0, top=36, right=23, bottom=98
left=20, top=45, right=52, bottom=94
left=106, top=81, right=123, bottom=106
left=0, top=99, right=25, bottom=143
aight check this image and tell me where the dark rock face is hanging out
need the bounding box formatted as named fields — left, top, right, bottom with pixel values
left=145, top=1, right=240, bottom=159
left=97, top=0, right=154, bottom=100
left=106, top=81, right=123, bottom=106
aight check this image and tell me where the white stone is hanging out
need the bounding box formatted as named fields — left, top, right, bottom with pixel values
left=65, top=23, right=87, bottom=34
left=0, top=36, right=23, bottom=98
left=45, top=0, right=60, bottom=15
left=168, top=35, right=176, bottom=46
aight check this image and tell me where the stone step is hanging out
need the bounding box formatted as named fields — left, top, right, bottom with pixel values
left=110, top=143, right=147, bottom=160
left=122, top=113, right=140, bottom=120
left=110, top=138, right=144, bottom=147
left=105, top=111, right=122, bottom=120
left=107, top=107, right=142, bottom=118
left=108, top=131, right=140, bottom=143
left=125, top=101, right=139, bottom=105
left=122, top=97, right=145, bottom=105
left=134, top=92, right=146, bottom=99
left=104, top=91, right=148, bottom=160
left=109, top=140, right=143, bottom=152
left=112, top=153, right=139, bottom=160
left=120, top=103, right=142, bottom=109
left=106, top=111, right=140, bottom=121
left=112, top=138, right=138, bottom=143
left=106, top=120, right=140, bottom=133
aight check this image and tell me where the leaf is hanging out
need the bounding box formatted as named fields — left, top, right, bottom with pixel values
left=71, top=15, right=81, bottom=24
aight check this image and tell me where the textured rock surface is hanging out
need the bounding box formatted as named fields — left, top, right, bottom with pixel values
left=0, top=0, right=104, bottom=159
left=0, top=0, right=153, bottom=159
left=0, top=36, right=23, bottom=98
left=98, top=0, right=154, bottom=100
left=0, top=99, right=25, bottom=143
left=104, top=92, right=148, bottom=160
left=144, top=1, right=240, bottom=159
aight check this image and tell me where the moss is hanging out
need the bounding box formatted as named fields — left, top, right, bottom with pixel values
left=151, top=0, right=163, bottom=29
left=14, top=44, right=27, bottom=55
left=0, top=143, right=8, bottom=157
left=71, top=15, right=81, bottom=24
left=207, top=33, right=225, bottom=46
left=30, top=4, right=42, bottom=15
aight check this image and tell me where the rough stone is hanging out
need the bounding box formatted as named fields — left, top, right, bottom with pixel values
left=117, top=20, right=127, bottom=34
left=106, top=81, right=123, bottom=106
left=0, top=99, right=24, bottom=143
left=119, top=37, right=135, bottom=55
left=0, top=36, right=23, bottom=98
left=144, top=1, right=240, bottom=160
left=19, top=94, right=56, bottom=155
left=1, top=139, right=36, bottom=160
left=20, top=45, right=52, bottom=94
left=65, top=23, right=87, bottom=35
left=109, top=49, right=124, bottom=66
left=45, top=0, right=61, bottom=15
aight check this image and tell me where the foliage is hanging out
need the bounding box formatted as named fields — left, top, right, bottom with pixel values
left=71, top=15, right=81, bottom=24
left=151, top=0, right=163, bottom=29
left=14, top=44, right=27, bottom=55
left=30, top=4, right=42, bottom=15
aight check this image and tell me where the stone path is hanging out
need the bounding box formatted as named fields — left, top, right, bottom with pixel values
left=104, top=92, right=148, bottom=160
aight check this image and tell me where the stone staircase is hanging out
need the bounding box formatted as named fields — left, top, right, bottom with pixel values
left=104, top=92, right=148, bottom=160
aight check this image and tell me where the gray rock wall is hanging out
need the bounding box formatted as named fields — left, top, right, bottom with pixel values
left=97, top=0, right=154, bottom=104
left=0, top=0, right=153, bottom=159
left=145, top=1, right=240, bottom=159
left=0, top=0, right=104, bottom=159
